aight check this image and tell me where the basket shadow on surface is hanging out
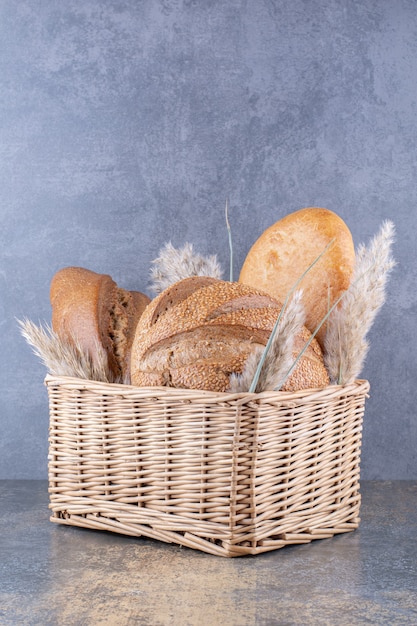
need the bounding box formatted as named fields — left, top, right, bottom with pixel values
left=46, top=376, right=369, bottom=557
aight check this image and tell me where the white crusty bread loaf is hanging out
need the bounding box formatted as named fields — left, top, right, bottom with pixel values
left=50, top=267, right=150, bottom=382
left=238, top=208, right=355, bottom=347
left=130, top=276, right=329, bottom=392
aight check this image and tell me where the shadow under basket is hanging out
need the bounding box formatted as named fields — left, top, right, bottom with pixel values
left=46, top=375, right=370, bottom=557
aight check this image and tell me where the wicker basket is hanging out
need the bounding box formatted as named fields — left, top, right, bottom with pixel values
left=46, top=375, right=369, bottom=557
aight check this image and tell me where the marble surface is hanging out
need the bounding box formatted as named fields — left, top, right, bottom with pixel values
left=1, top=481, right=416, bottom=625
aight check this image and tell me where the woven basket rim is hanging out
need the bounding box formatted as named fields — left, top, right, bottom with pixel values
left=44, top=374, right=370, bottom=403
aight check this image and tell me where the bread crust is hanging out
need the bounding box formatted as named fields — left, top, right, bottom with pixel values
left=50, top=267, right=150, bottom=381
left=130, top=277, right=329, bottom=392
left=238, top=208, right=355, bottom=347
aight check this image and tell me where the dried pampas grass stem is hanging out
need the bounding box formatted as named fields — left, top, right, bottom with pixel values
left=229, top=290, right=305, bottom=393
left=225, top=198, right=234, bottom=282
left=18, top=318, right=115, bottom=382
left=228, top=345, right=264, bottom=394
left=324, top=220, right=396, bottom=384
left=247, top=239, right=334, bottom=393
left=149, top=242, right=223, bottom=294
left=276, top=282, right=354, bottom=390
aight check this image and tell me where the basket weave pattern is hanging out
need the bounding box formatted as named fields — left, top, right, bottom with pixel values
left=46, top=376, right=369, bottom=557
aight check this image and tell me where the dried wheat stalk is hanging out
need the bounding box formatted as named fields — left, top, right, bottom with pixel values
left=149, top=242, right=223, bottom=294
left=18, top=318, right=116, bottom=382
left=324, top=220, right=396, bottom=384
left=229, top=290, right=305, bottom=393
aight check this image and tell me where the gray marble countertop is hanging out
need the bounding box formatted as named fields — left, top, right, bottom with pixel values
left=1, top=481, right=416, bottom=625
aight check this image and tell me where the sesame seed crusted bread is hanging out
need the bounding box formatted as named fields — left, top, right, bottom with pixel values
left=239, top=208, right=355, bottom=347
left=50, top=267, right=150, bottom=383
left=130, top=276, right=329, bottom=392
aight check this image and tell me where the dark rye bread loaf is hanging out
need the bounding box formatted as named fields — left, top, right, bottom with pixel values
left=130, top=276, right=329, bottom=392
left=50, top=267, right=150, bottom=382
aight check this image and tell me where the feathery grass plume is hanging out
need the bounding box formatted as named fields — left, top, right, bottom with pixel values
left=228, top=345, right=264, bottom=393
left=274, top=284, right=350, bottom=390
left=225, top=198, right=234, bottom=282
left=324, top=220, right=396, bottom=385
left=228, top=290, right=305, bottom=393
left=17, top=318, right=116, bottom=382
left=247, top=239, right=335, bottom=393
left=149, top=241, right=223, bottom=295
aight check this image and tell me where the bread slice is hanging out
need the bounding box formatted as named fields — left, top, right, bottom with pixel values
left=239, top=207, right=355, bottom=347
left=130, top=277, right=329, bottom=392
left=50, top=267, right=150, bottom=382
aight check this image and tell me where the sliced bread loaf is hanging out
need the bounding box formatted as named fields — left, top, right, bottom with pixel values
left=50, top=266, right=150, bottom=382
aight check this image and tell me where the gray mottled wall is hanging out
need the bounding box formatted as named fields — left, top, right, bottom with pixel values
left=1, top=0, right=416, bottom=479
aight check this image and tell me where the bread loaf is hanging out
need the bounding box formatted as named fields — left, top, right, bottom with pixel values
left=50, top=267, right=150, bottom=382
left=130, top=276, right=329, bottom=392
left=239, top=208, right=355, bottom=347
